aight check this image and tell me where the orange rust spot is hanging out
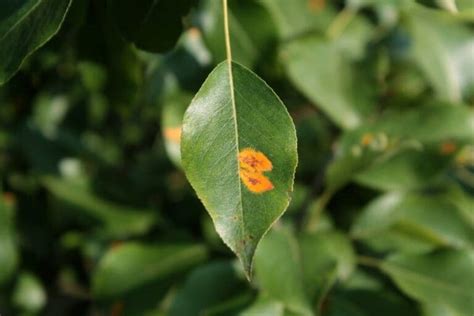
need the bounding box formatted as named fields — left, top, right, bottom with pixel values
left=164, top=127, right=182, bottom=143
left=189, top=27, right=201, bottom=38
left=238, top=148, right=274, bottom=193
left=440, top=141, right=457, bottom=155
left=361, top=133, right=374, bottom=146
left=308, top=0, right=325, bottom=12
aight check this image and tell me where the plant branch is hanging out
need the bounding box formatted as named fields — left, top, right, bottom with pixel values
left=326, top=5, right=358, bottom=39
left=304, top=189, right=334, bottom=232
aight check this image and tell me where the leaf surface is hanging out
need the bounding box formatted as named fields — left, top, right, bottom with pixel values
left=405, top=5, right=474, bottom=102
left=381, top=250, right=474, bottom=315
left=92, top=242, right=208, bottom=298
left=181, top=61, right=297, bottom=277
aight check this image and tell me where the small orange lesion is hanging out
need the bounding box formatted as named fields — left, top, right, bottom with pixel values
left=361, top=133, right=374, bottom=146
left=440, top=141, right=457, bottom=155
left=164, top=127, right=182, bottom=143
left=238, top=148, right=274, bottom=193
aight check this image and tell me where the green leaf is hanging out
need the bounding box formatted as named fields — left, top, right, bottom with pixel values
left=299, top=231, right=355, bottom=305
left=259, top=0, right=333, bottom=40
left=0, top=196, right=18, bottom=286
left=254, top=226, right=312, bottom=315
left=324, top=267, right=420, bottom=316
left=109, top=0, right=194, bottom=53
left=240, top=296, right=285, bottom=316
left=92, top=242, right=208, bottom=298
left=352, top=192, right=474, bottom=253
left=282, top=36, right=374, bottom=129
left=380, top=249, right=474, bottom=315
left=181, top=61, right=298, bottom=277
left=405, top=5, right=474, bottom=102
left=326, top=103, right=474, bottom=191
left=168, top=261, right=249, bottom=316
left=0, top=0, right=73, bottom=84
left=42, top=176, right=158, bottom=238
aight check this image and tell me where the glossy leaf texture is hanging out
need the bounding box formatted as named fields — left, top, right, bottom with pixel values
left=109, top=0, right=195, bottom=53
left=380, top=250, right=474, bottom=315
left=181, top=61, right=298, bottom=277
left=0, top=0, right=73, bottom=84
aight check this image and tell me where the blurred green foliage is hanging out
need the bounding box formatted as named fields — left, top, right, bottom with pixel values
left=0, top=0, right=473, bottom=315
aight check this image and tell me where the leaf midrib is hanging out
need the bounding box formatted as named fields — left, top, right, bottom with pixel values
left=226, top=60, right=247, bottom=246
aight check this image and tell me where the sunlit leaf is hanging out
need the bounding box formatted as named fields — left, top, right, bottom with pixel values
left=181, top=61, right=297, bottom=277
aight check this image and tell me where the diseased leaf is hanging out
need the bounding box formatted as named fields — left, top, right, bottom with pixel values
left=181, top=61, right=297, bottom=277
left=380, top=250, right=474, bottom=315
left=92, top=243, right=208, bottom=298
left=109, top=0, right=194, bottom=53
left=0, top=0, right=73, bottom=84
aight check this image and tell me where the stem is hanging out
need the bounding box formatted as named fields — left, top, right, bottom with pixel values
left=326, top=5, right=357, bottom=39
left=222, top=0, right=233, bottom=63
left=304, top=189, right=334, bottom=232
left=357, top=255, right=382, bottom=268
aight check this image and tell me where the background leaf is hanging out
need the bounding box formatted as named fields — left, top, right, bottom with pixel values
left=380, top=250, right=474, bottom=315
left=0, top=0, right=73, bottom=84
